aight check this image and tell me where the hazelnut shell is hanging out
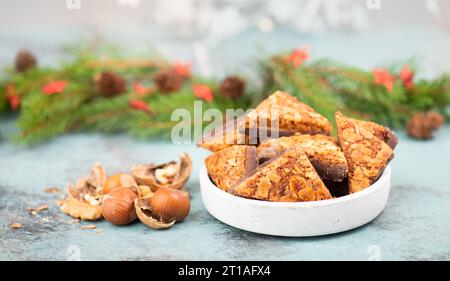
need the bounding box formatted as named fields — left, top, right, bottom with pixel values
left=60, top=163, right=106, bottom=220
left=60, top=178, right=103, bottom=220
left=87, top=162, right=107, bottom=191
left=60, top=196, right=102, bottom=221
left=132, top=153, right=192, bottom=191
left=134, top=196, right=175, bottom=229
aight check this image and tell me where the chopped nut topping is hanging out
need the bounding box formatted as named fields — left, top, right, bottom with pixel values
left=231, top=147, right=332, bottom=202
left=336, top=112, right=394, bottom=193
left=352, top=117, right=398, bottom=149
left=245, top=91, right=332, bottom=135
left=206, top=146, right=258, bottom=192
left=257, top=134, right=348, bottom=182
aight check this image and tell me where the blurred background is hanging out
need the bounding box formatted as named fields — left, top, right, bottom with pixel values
left=1, top=0, right=449, bottom=78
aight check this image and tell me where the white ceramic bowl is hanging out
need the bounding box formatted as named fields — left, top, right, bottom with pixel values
left=199, top=165, right=391, bottom=237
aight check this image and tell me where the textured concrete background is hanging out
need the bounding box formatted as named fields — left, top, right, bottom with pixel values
left=0, top=113, right=449, bottom=260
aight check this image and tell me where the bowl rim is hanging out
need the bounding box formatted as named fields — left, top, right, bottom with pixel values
left=200, top=164, right=391, bottom=208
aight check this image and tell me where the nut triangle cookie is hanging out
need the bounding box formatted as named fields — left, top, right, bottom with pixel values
left=335, top=112, right=394, bottom=193
left=257, top=134, right=348, bottom=182
left=230, top=146, right=332, bottom=202
left=197, top=116, right=250, bottom=152
left=205, top=145, right=259, bottom=192
left=351, top=117, right=398, bottom=149
left=245, top=91, right=332, bottom=136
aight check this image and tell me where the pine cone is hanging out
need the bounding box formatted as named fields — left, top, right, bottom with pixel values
left=219, top=76, right=245, bottom=99
left=427, top=111, right=444, bottom=130
left=406, top=111, right=444, bottom=140
left=96, top=71, right=126, bottom=97
left=15, top=50, right=37, bottom=73
left=153, top=70, right=182, bottom=93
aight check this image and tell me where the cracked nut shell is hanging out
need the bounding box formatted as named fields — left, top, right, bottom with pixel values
left=60, top=163, right=106, bottom=220
left=134, top=196, right=175, bottom=229
left=132, top=153, right=192, bottom=191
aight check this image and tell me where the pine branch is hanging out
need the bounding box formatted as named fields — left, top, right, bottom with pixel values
left=260, top=54, right=450, bottom=128
left=4, top=45, right=449, bottom=145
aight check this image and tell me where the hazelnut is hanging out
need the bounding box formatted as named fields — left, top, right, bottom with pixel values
left=102, top=187, right=137, bottom=225
left=132, top=153, right=192, bottom=191
left=150, top=187, right=190, bottom=222
left=103, top=173, right=137, bottom=194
